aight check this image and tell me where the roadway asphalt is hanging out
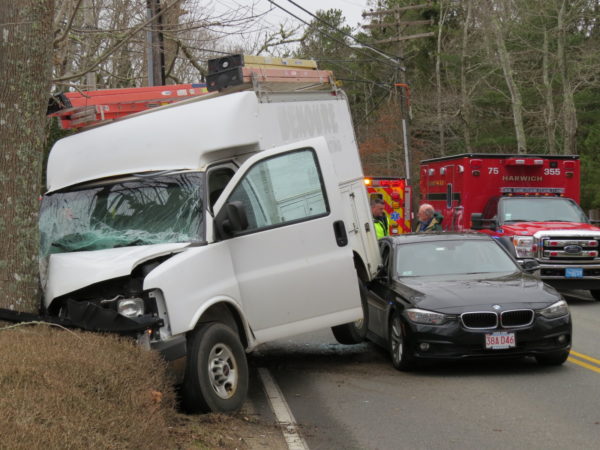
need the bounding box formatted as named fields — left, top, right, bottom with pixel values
left=247, top=290, right=600, bottom=450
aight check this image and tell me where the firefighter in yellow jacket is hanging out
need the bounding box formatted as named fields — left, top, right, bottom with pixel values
left=371, top=198, right=389, bottom=239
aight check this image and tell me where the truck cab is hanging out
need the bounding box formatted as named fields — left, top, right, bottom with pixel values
left=420, top=153, right=600, bottom=300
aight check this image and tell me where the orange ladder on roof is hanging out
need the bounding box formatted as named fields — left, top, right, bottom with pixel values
left=48, top=83, right=208, bottom=130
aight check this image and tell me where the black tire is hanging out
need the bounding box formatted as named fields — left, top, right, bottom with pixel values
left=181, top=322, right=249, bottom=413
left=535, top=350, right=570, bottom=366
left=590, top=290, right=600, bottom=301
left=331, top=280, right=369, bottom=345
left=389, top=311, right=416, bottom=371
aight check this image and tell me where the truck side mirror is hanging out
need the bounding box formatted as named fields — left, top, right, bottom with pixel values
left=471, top=213, right=485, bottom=230
left=215, top=201, right=249, bottom=239
left=471, top=213, right=496, bottom=230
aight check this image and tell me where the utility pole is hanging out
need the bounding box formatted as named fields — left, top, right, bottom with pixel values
left=361, top=2, right=434, bottom=188
left=146, top=0, right=165, bottom=86
left=83, top=0, right=96, bottom=90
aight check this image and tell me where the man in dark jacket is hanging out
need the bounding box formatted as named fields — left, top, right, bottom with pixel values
left=416, top=203, right=443, bottom=232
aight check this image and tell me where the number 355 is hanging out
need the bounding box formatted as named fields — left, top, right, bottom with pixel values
left=544, top=168, right=561, bottom=175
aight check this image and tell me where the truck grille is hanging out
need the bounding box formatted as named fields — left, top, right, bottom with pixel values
left=461, top=312, right=497, bottom=329
left=540, top=236, right=599, bottom=260
left=500, top=309, right=533, bottom=327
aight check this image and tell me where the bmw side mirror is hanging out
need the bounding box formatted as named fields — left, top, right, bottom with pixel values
left=519, top=259, right=539, bottom=273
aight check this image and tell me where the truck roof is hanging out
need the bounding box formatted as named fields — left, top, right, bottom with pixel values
left=46, top=91, right=262, bottom=192
left=421, top=153, right=579, bottom=163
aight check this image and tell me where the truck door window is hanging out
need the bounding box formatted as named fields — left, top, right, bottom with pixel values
left=228, top=149, right=328, bottom=232
left=208, top=167, right=235, bottom=208
left=446, top=183, right=453, bottom=209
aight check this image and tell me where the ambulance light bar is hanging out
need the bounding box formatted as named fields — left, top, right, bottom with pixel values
left=506, top=158, right=545, bottom=166
left=364, top=178, right=404, bottom=187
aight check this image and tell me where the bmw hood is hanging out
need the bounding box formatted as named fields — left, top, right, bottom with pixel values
left=44, top=243, right=189, bottom=304
left=394, top=272, right=562, bottom=313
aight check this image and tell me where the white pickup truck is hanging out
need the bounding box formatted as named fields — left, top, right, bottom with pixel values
left=32, top=56, right=381, bottom=413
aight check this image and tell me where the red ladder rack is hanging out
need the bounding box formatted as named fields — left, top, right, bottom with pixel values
left=48, top=83, right=208, bottom=130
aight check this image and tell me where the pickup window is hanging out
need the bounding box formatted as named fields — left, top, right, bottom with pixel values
left=498, top=197, right=588, bottom=224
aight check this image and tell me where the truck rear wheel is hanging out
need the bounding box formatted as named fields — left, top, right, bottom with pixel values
left=590, top=290, right=600, bottom=301
left=181, top=322, right=248, bottom=413
left=331, top=280, right=368, bottom=345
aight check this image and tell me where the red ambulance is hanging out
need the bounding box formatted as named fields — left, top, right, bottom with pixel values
left=365, top=177, right=412, bottom=235
left=420, top=153, right=600, bottom=300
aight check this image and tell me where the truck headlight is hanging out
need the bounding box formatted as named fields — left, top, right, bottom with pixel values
left=406, top=308, right=448, bottom=325
left=539, top=300, right=569, bottom=319
left=117, top=298, right=145, bottom=317
left=513, top=236, right=536, bottom=258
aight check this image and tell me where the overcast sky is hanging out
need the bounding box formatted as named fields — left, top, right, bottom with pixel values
left=262, top=0, right=370, bottom=30
left=213, top=0, right=371, bottom=34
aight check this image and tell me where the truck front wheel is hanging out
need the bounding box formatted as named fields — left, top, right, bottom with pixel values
left=590, top=290, right=600, bottom=301
left=182, top=322, right=248, bottom=413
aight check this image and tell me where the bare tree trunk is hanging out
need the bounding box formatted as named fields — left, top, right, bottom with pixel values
left=557, top=0, right=577, bottom=155
left=460, top=0, right=473, bottom=152
left=542, top=27, right=557, bottom=153
left=0, top=0, right=54, bottom=311
left=435, top=0, right=446, bottom=155
left=491, top=12, right=527, bottom=154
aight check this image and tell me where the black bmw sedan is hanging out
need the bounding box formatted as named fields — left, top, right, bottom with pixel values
left=366, top=233, right=571, bottom=370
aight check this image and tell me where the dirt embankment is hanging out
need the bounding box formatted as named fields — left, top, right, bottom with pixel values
left=0, top=323, right=281, bottom=449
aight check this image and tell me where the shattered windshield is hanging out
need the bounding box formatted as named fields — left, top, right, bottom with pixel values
left=40, top=172, right=204, bottom=256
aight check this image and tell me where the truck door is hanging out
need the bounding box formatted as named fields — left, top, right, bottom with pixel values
left=213, top=137, right=360, bottom=341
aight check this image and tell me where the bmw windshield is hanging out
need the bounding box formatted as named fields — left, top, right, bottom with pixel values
left=395, top=239, right=518, bottom=278
left=39, top=172, right=204, bottom=257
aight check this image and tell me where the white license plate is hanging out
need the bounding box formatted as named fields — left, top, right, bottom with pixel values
left=485, top=332, right=516, bottom=350
left=565, top=268, right=583, bottom=278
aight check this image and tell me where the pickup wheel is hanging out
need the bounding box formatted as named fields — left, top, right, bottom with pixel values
left=331, top=280, right=369, bottom=345
left=589, top=290, right=600, bottom=301
left=182, top=322, right=248, bottom=413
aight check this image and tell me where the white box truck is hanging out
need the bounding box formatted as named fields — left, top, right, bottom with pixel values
left=28, top=55, right=380, bottom=412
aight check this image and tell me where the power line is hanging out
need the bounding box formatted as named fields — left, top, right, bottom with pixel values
left=282, top=0, right=404, bottom=63
left=266, top=0, right=400, bottom=72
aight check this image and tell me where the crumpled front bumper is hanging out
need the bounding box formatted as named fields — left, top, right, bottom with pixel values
left=0, top=299, right=162, bottom=334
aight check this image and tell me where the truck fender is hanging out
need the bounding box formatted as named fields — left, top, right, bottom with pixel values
left=188, top=296, right=255, bottom=350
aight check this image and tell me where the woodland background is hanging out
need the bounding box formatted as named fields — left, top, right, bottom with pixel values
left=2, top=0, right=600, bottom=308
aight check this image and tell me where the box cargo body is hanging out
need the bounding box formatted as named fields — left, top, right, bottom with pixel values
left=420, top=153, right=600, bottom=298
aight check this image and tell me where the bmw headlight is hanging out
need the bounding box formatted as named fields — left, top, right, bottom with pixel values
left=539, top=300, right=569, bottom=319
left=406, top=308, right=448, bottom=325
left=117, top=298, right=145, bottom=317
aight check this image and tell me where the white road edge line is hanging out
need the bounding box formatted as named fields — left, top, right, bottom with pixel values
left=258, top=367, right=310, bottom=450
